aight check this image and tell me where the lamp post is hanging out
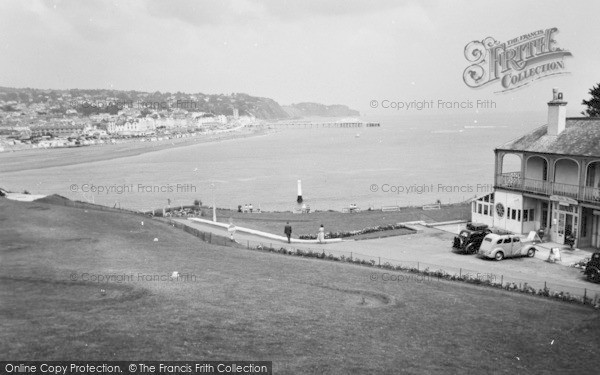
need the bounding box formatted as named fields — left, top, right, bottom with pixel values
left=211, top=182, right=216, bottom=222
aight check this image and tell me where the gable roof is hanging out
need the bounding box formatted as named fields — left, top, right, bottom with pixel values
left=496, top=117, right=600, bottom=158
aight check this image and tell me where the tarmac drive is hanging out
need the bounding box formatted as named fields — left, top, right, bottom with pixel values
left=176, top=218, right=600, bottom=300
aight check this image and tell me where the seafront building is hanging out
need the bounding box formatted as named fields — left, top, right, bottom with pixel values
left=472, top=89, right=600, bottom=250
left=30, top=123, right=87, bottom=137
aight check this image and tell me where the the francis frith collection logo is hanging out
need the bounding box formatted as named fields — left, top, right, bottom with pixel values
left=463, top=27, right=572, bottom=92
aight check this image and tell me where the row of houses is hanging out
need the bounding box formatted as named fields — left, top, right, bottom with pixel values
left=16, top=114, right=235, bottom=138
left=30, top=123, right=90, bottom=137
left=472, top=89, right=600, bottom=250
left=106, top=115, right=229, bottom=135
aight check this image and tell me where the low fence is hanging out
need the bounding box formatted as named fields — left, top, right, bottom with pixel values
left=168, top=219, right=235, bottom=247
left=238, top=238, right=600, bottom=306
left=168, top=219, right=599, bottom=307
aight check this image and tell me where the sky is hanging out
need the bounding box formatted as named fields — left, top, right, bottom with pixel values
left=1, top=0, right=599, bottom=116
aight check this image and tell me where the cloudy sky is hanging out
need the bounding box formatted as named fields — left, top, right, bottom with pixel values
left=1, top=0, right=599, bottom=115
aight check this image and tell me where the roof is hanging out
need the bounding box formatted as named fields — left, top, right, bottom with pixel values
left=34, top=124, right=85, bottom=130
left=496, top=117, right=600, bottom=158
left=484, top=233, right=517, bottom=240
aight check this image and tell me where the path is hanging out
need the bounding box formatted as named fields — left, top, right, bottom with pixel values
left=174, top=218, right=600, bottom=299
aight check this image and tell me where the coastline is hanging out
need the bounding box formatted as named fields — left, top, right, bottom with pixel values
left=0, top=126, right=272, bottom=173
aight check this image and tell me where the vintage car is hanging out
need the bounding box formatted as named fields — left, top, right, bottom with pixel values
left=583, top=252, right=600, bottom=283
left=451, top=223, right=492, bottom=254
left=478, top=233, right=538, bottom=261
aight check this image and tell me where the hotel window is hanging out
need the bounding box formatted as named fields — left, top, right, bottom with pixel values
left=507, top=208, right=512, bottom=219
left=478, top=203, right=482, bottom=214
left=517, top=209, right=521, bottom=221
left=523, top=210, right=529, bottom=222
left=484, top=205, right=488, bottom=215
left=529, top=209, right=535, bottom=222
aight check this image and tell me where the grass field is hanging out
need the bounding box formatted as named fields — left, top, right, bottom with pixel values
left=1, top=197, right=598, bottom=373
left=211, top=204, right=470, bottom=238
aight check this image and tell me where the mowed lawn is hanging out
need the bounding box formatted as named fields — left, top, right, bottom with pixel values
left=0, top=197, right=599, bottom=374
left=211, top=203, right=470, bottom=238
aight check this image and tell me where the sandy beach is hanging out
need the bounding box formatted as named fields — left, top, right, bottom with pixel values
left=0, top=126, right=271, bottom=173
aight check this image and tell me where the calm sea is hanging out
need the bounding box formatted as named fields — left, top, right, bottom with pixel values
left=1, top=111, right=546, bottom=212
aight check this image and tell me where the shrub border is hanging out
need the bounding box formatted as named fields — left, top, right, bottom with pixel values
left=298, top=223, right=412, bottom=240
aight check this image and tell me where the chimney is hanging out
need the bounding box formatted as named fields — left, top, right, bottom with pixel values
left=547, top=88, right=567, bottom=136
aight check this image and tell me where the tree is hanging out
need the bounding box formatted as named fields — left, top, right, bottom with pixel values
left=581, top=83, right=600, bottom=117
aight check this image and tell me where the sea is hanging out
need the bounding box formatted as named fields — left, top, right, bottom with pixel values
left=0, top=111, right=546, bottom=212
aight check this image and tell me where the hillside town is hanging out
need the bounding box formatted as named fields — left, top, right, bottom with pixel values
left=0, top=89, right=262, bottom=152
left=0, top=87, right=363, bottom=152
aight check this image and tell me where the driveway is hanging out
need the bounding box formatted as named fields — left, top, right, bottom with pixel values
left=175, top=218, right=600, bottom=300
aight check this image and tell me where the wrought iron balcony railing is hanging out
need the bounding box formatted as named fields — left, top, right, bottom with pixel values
left=495, top=172, right=600, bottom=204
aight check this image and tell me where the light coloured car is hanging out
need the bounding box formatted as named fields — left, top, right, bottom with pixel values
left=478, top=233, right=538, bottom=261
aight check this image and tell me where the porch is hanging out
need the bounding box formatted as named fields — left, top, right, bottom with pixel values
left=496, top=172, right=600, bottom=204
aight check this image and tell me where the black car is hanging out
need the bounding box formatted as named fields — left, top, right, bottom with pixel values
left=583, top=252, right=600, bottom=283
left=452, top=223, right=492, bottom=254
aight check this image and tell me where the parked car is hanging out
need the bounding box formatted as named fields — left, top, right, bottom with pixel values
left=452, top=223, right=492, bottom=254
left=583, top=252, right=600, bottom=283
left=478, top=233, right=538, bottom=261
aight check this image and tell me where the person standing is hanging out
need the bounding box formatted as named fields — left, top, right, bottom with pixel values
left=284, top=222, right=292, bottom=243
left=317, top=224, right=325, bottom=243
left=228, top=222, right=237, bottom=242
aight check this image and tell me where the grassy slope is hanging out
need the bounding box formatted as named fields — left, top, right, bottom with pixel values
left=214, top=204, right=470, bottom=238
left=0, top=197, right=598, bottom=374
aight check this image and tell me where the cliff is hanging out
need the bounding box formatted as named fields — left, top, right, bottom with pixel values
left=282, top=103, right=360, bottom=118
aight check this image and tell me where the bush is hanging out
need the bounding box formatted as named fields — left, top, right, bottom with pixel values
left=298, top=223, right=409, bottom=240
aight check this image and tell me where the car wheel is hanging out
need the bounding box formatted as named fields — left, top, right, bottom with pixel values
left=452, top=237, right=460, bottom=249
left=465, top=243, right=475, bottom=254
left=494, top=251, right=504, bottom=261
left=527, top=248, right=535, bottom=257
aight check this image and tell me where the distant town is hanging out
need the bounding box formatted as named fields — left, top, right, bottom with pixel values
left=0, top=87, right=360, bottom=152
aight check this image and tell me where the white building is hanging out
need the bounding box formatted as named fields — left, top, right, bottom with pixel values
left=472, top=89, right=600, bottom=250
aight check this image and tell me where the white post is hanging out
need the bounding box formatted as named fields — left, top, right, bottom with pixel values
left=211, top=183, right=216, bottom=222
left=297, top=179, right=303, bottom=203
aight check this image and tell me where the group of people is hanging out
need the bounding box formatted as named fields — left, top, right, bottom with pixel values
left=284, top=222, right=325, bottom=243
left=241, top=203, right=256, bottom=213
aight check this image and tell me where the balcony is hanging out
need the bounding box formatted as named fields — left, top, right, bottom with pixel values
left=495, top=172, right=600, bottom=204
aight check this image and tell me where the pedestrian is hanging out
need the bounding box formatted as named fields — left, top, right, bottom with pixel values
left=228, top=222, right=237, bottom=242
left=249, top=203, right=253, bottom=213
left=284, top=221, right=292, bottom=243
left=317, top=224, right=325, bottom=243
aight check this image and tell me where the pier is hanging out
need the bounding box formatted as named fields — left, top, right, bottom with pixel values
left=270, top=121, right=380, bottom=128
